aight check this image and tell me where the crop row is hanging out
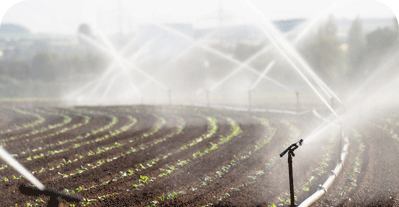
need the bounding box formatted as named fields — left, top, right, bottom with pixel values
left=0, top=107, right=47, bottom=143
left=333, top=128, right=364, bottom=201
left=77, top=115, right=222, bottom=205
left=23, top=107, right=119, bottom=158
left=0, top=107, right=45, bottom=135
left=15, top=112, right=166, bottom=195
left=0, top=108, right=123, bottom=170
left=202, top=119, right=302, bottom=206
left=1, top=110, right=136, bottom=180
left=376, top=117, right=399, bottom=143
left=278, top=134, right=336, bottom=206
left=22, top=112, right=183, bottom=206
left=1, top=110, right=72, bottom=145
left=56, top=115, right=179, bottom=180
left=20, top=114, right=91, bottom=155
left=152, top=116, right=276, bottom=206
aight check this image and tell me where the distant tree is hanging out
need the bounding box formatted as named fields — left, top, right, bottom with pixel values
left=366, top=27, right=397, bottom=54
left=78, top=23, right=92, bottom=37
left=347, top=16, right=366, bottom=77
left=324, top=15, right=338, bottom=37
left=8, top=60, right=30, bottom=80
left=234, top=41, right=264, bottom=61
left=301, top=20, right=345, bottom=85
left=31, top=52, right=58, bottom=82
left=0, top=24, right=30, bottom=34
left=393, top=17, right=399, bottom=46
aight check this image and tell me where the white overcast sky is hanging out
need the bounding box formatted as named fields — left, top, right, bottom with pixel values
left=0, top=0, right=398, bottom=35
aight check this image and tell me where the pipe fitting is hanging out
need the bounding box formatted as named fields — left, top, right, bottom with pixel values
left=318, top=184, right=327, bottom=193
left=329, top=170, right=337, bottom=178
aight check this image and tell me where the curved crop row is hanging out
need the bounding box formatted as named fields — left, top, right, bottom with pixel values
left=376, top=117, right=399, bottom=142
left=23, top=108, right=120, bottom=159
left=332, top=128, right=364, bottom=201
left=1, top=115, right=137, bottom=181
left=76, top=115, right=221, bottom=205
left=21, top=114, right=91, bottom=154
left=151, top=116, right=276, bottom=206
left=4, top=111, right=72, bottom=148
left=204, top=119, right=302, bottom=206
left=21, top=112, right=185, bottom=206
left=2, top=110, right=71, bottom=144
left=0, top=107, right=46, bottom=142
left=274, top=135, right=337, bottom=206
left=56, top=115, right=182, bottom=180
left=19, top=111, right=165, bottom=181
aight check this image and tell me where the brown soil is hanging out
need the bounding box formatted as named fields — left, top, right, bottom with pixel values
left=0, top=105, right=398, bottom=206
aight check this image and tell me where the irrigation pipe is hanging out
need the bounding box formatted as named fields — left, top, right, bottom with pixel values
left=200, top=103, right=349, bottom=207
left=299, top=132, right=349, bottom=207
left=190, top=102, right=314, bottom=116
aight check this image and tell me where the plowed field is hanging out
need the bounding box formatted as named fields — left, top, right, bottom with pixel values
left=0, top=104, right=398, bottom=206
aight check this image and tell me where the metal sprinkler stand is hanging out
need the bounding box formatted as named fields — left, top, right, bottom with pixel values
left=248, top=90, right=252, bottom=111
left=296, top=92, right=299, bottom=111
left=280, top=139, right=303, bottom=207
left=19, top=184, right=82, bottom=207
left=168, top=89, right=172, bottom=105
left=206, top=90, right=210, bottom=107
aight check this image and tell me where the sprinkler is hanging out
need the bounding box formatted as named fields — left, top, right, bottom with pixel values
left=19, top=184, right=82, bottom=207
left=206, top=90, right=210, bottom=107
left=296, top=91, right=299, bottom=111
left=280, top=139, right=303, bottom=207
left=0, top=146, right=82, bottom=206
left=168, top=89, right=172, bottom=105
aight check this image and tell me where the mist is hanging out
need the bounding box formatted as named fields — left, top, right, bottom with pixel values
left=0, top=0, right=399, bottom=206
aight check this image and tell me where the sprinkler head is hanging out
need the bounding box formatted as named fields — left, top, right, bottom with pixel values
left=279, top=139, right=303, bottom=158
left=19, top=184, right=82, bottom=205
left=298, top=139, right=303, bottom=146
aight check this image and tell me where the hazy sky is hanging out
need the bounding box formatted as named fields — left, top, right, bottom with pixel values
left=0, top=0, right=398, bottom=35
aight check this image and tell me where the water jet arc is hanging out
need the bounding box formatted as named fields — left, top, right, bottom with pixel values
left=0, top=146, right=45, bottom=190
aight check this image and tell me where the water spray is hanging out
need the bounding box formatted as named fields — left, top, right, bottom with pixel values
left=280, top=139, right=303, bottom=207
left=77, top=33, right=166, bottom=102
left=0, top=146, right=44, bottom=190
left=237, top=0, right=342, bottom=118
left=249, top=61, right=276, bottom=91
left=155, top=23, right=295, bottom=94
left=0, top=146, right=82, bottom=206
